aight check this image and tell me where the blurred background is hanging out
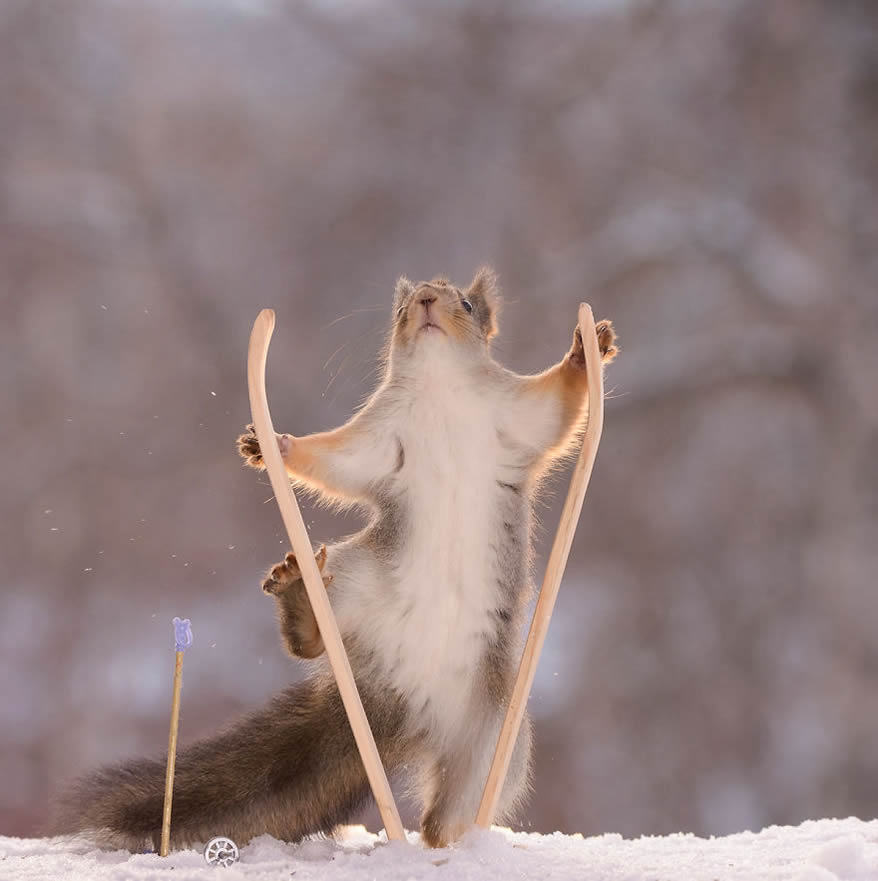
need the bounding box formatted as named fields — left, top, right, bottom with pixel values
left=1, top=0, right=876, bottom=842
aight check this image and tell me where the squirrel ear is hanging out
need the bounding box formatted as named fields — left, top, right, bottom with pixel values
left=465, top=266, right=500, bottom=339
left=394, top=276, right=414, bottom=310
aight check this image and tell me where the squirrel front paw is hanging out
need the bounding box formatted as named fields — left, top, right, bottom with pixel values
left=237, top=424, right=265, bottom=469
left=596, top=320, right=618, bottom=363
left=237, top=424, right=294, bottom=470
left=261, top=545, right=332, bottom=596
left=569, top=319, right=618, bottom=369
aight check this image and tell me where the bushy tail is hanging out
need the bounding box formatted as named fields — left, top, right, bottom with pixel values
left=52, top=677, right=406, bottom=851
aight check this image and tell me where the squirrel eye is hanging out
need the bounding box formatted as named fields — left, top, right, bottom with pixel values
left=396, top=305, right=405, bottom=318
left=461, top=299, right=473, bottom=314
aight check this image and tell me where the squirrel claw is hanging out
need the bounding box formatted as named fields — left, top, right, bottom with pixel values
left=237, top=424, right=294, bottom=468
left=568, top=319, right=618, bottom=368
left=237, top=424, right=264, bottom=469
left=595, top=319, right=618, bottom=363
left=569, top=327, right=586, bottom=369
left=261, top=547, right=331, bottom=595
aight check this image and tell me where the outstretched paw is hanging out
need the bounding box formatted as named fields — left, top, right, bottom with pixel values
left=261, top=545, right=331, bottom=596
left=595, top=319, right=618, bottom=363
left=568, top=319, right=618, bottom=369
left=237, top=424, right=264, bottom=470
left=237, top=424, right=295, bottom=469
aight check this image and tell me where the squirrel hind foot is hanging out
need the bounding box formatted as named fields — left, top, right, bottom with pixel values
left=261, top=546, right=329, bottom=595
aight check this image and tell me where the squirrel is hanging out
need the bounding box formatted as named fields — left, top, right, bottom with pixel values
left=53, top=268, right=617, bottom=851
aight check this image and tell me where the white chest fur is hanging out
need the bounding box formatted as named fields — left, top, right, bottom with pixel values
left=376, top=343, right=504, bottom=741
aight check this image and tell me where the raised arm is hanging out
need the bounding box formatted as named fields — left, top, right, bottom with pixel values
left=237, top=392, right=399, bottom=505
left=498, top=319, right=617, bottom=465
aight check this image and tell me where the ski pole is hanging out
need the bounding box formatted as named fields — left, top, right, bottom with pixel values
left=160, top=616, right=193, bottom=856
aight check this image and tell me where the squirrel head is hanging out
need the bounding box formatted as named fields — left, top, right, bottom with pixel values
left=391, top=267, right=500, bottom=359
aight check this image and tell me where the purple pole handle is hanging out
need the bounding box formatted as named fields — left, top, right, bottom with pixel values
left=173, top=617, right=193, bottom=653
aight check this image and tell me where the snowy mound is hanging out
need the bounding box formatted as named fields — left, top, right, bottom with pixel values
left=2, top=818, right=877, bottom=881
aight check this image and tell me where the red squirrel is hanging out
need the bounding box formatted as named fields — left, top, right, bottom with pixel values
left=54, top=268, right=617, bottom=850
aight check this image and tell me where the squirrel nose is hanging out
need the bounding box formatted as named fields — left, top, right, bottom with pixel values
left=418, top=294, right=437, bottom=307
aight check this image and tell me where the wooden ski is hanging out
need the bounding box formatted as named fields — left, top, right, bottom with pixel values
left=476, top=302, right=606, bottom=828
left=247, top=309, right=405, bottom=843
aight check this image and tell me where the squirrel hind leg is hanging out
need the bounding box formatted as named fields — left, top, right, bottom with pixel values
left=420, top=714, right=533, bottom=848
left=263, top=546, right=333, bottom=659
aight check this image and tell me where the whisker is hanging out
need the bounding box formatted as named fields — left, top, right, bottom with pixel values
left=327, top=325, right=387, bottom=406
left=603, top=388, right=629, bottom=401
left=323, top=339, right=353, bottom=372
left=331, top=362, right=384, bottom=409
left=323, top=305, right=387, bottom=330
left=323, top=350, right=354, bottom=398
left=489, top=340, right=511, bottom=358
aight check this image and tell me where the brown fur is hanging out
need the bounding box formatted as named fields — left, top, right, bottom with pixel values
left=262, top=546, right=331, bottom=660
left=52, top=676, right=412, bottom=852
left=237, top=424, right=360, bottom=500
left=518, top=319, right=618, bottom=460
left=390, top=267, right=501, bottom=349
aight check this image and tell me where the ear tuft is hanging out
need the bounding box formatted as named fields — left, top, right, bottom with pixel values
left=394, top=276, right=414, bottom=310
left=466, top=266, right=500, bottom=339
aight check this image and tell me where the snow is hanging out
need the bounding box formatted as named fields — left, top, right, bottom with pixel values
left=2, top=819, right=878, bottom=881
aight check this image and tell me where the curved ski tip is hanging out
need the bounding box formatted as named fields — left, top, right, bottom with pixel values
left=249, top=309, right=276, bottom=347
left=257, top=308, right=276, bottom=329
left=577, top=302, right=595, bottom=329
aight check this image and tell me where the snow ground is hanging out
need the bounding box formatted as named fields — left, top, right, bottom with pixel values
left=2, top=818, right=877, bottom=881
